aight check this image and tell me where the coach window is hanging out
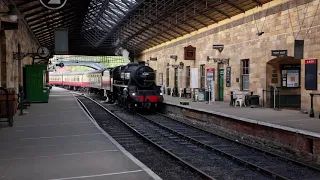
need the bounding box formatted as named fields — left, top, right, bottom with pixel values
left=186, top=66, right=190, bottom=88
left=200, top=64, right=205, bottom=88
left=241, top=59, right=250, bottom=90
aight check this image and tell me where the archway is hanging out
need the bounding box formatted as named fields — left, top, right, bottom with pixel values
left=266, top=56, right=301, bottom=110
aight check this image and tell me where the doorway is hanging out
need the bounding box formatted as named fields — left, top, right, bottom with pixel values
left=218, top=69, right=224, bottom=101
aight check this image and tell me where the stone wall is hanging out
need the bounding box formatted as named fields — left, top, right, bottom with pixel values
left=0, top=3, right=39, bottom=93
left=140, top=0, right=320, bottom=112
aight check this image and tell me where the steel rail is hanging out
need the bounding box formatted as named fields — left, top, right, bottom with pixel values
left=72, top=92, right=215, bottom=180
left=156, top=112, right=320, bottom=172
left=136, top=113, right=289, bottom=180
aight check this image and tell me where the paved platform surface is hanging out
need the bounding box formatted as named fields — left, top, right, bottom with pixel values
left=163, top=95, right=320, bottom=138
left=0, top=87, right=160, bottom=180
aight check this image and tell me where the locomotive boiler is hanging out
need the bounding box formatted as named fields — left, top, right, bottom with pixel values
left=112, top=61, right=163, bottom=111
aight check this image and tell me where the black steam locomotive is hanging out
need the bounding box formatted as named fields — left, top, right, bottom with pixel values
left=106, top=61, right=163, bottom=111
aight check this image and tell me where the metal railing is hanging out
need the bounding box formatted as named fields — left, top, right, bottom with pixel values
left=262, top=85, right=281, bottom=111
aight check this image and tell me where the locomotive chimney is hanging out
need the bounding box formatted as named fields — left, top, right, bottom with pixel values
left=138, top=61, right=145, bottom=66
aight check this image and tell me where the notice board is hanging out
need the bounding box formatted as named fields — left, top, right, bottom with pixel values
left=305, top=59, right=318, bottom=90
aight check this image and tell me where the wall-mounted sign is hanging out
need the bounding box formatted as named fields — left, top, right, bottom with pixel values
left=149, top=57, right=157, bottom=61
left=206, top=68, right=215, bottom=102
left=305, top=59, right=317, bottom=90
left=281, top=64, right=301, bottom=88
left=271, top=50, right=287, bottom=57
left=226, top=67, right=231, bottom=87
left=40, top=0, right=68, bottom=10
left=184, top=45, right=196, bottom=60
left=159, top=73, right=163, bottom=85
left=212, top=45, right=224, bottom=53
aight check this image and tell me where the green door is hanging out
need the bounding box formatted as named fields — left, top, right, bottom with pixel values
left=219, top=69, right=224, bottom=101
left=25, top=65, right=49, bottom=103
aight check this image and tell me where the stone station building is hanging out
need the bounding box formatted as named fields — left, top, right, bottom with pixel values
left=140, top=0, right=320, bottom=113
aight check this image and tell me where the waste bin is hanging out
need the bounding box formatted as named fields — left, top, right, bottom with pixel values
left=167, top=88, right=171, bottom=95
left=249, top=95, right=260, bottom=108
left=204, top=90, right=209, bottom=101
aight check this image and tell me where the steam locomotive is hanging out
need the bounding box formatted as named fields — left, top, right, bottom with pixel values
left=49, top=61, right=164, bottom=111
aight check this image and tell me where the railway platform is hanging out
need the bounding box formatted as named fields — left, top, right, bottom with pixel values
left=161, top=94, right=320, bottom=165
left=0, top=87, right=160, bottom=180
left=163, top=94, right=320, bottom=136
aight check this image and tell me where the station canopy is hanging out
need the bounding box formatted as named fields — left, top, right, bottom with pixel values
left=12, top=0, right=272, bottom=56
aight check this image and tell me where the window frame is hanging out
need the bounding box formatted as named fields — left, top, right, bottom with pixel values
left=241, top=59, right=250, bottom=91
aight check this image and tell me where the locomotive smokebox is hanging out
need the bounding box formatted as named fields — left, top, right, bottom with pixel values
left=138, top=61, right=146, bottom=66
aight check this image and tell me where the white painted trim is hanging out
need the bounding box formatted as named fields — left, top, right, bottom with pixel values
left=14, top=140, right=106, bottom=149
left=20, top=133, right=103, bottom=140
left=164, top=101, right=320, bottom=138
left=15, top=121, right=91, bottom=128
left=49, top=170, right=144, bottom=180
left=0, top=150, right=118, bottom=161
left=72, top=93, right=162, bottom=180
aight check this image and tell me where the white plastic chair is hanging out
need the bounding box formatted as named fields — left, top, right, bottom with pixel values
left=179, top=88, right=184, bottom=98
left=235, top=91, right=246, bottom=107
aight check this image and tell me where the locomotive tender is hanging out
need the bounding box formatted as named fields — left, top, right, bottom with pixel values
left=49, top=61, right=163, bottom=111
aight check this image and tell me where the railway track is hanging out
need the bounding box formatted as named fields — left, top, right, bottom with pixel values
left=75, top=94, right=213, bottom=180
left=137, top=112, right=320, bottom=180
left=76, top=93, right=320, bottom=179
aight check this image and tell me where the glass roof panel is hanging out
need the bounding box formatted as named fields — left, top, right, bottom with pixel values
left=82, top=0, right=142, bottom=47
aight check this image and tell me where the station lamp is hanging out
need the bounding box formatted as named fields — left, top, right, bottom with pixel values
left=0, top=5, right=18, bottom=22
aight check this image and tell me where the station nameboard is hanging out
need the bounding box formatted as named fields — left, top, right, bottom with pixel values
left=271, top=50, right=287, bottom=57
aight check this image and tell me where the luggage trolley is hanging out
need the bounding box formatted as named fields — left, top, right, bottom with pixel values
left=0, top=87, right=17, bottom=127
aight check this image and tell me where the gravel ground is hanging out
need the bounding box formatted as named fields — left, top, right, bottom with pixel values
left=77, top=96, right=208, bottom=180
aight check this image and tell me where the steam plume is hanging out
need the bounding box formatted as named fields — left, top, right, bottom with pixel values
left=115, top=47, right=130, bottom=63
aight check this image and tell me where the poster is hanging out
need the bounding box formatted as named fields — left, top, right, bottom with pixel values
left=286, top=70, right=299, bottom=87
left=191, top=68, right=199, bottom=88
left=206, top=68, right=215, bottom=102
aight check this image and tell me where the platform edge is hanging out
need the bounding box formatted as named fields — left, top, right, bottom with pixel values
left=72, top=93, right=162, bottom=180
left=164, top=101, right=320, bottom=139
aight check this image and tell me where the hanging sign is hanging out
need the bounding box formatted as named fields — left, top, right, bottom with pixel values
left=305, top=59, right=317, bottom=90
left=212, top=45, right=224, bottom=53
left=39, top=0, right=68, bottom=10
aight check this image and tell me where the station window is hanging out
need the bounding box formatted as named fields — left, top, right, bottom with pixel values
left=200, top=64, right=205, bottom=88
left=241, top=59, right=250, bottom=90
left=166, top=68, right=169, bottom=87
left=186, top=66, right=190, bottom=88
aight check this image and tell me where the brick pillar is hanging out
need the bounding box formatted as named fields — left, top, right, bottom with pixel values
left=0, top=31, right=7, bottom=88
